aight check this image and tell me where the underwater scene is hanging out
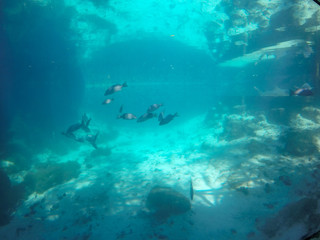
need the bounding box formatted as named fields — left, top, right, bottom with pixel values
left=1, top=0, right=320, bottom=239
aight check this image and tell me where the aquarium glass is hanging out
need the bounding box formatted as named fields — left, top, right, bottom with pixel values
left=1, top=0, right=320, bottom=239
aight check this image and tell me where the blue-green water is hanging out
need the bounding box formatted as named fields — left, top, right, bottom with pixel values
left=1, top=1, right=320, bottom=239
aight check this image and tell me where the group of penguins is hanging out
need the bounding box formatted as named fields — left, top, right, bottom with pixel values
left=62, top=82, right=178, bottom=149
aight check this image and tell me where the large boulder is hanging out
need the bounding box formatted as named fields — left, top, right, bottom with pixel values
left=146, top=186, right=191, bottom=219
left=258, top=198, right=320, bottom=239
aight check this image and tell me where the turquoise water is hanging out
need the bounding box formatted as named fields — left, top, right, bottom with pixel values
left=1, top=1, right=320, bottom=239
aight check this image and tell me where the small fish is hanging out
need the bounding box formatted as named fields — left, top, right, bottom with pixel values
left=104, top=82, right=128, bottom=96
left=102, top=98, right=114, bottom=105
left=158, top=112, right=178, bottom=126
left=290, top=88, right=313, bottom=96
left=118, top=113, right=137, bottom=120
left=190, top=178, right=194, bottom=201
left=147, top=103, right=163, bottom=113
left=290, top=83, right=313, bottom=96
left=119, top=105, right=124, bottom=113
left=137, top=112, right=157, bottom=123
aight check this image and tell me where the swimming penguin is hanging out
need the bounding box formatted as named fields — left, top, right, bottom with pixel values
left=158, top=112, right=178, bottom=126
left=117, top=105, right=136, bottom=120
left=137, top=112, right=157, bottom=123
left=63, top=114, right=90, bottom=136
left=118, top=113, right=137, bottom=120
left=104, top=82, right=128, bottom=96
left=290, top=88, right=313, bottom=96
left=290, top=83, right=313, bottom=96
left=102, top=98, right=114, bottom=105
left=147, top=103, right=163, bottom=113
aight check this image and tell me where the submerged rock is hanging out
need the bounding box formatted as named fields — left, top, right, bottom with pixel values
left=301, top=107, right=320, bottom=124
left=258, top=198, right=320, bottom=239
left=146, top=186, right=191, bottom=218
left=280, top=130, right=318, bottom=157
left=220, top=116, right=256, bottom=141
left=24, top=161, right=80, bottom=194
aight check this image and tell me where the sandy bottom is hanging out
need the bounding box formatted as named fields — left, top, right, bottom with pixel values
left=1, top=109, right=320, bottom=240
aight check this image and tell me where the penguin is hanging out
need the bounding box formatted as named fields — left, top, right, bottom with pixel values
left=147, top=103, right=163, bottom=113
left=158, top=112, right=178, bottom=126
left=117, top=105, right=136, bottom=120
left=104, top=82, right=128, bottom=95
left=290, top=83, right=313, bottom=96
left=118, top=113, right=137, bottom=120
left=137, top=112, right=157, bottom=123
